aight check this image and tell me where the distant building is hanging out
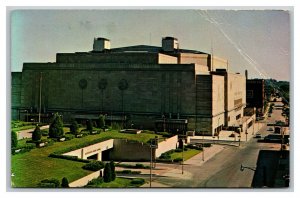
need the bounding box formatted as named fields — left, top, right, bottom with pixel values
left=246, top=79, right=265, bottom=114
left=11, top=37, right=246, bottom=136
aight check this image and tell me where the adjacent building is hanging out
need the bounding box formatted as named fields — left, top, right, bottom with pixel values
left=12, top=37, right=246, bottom=136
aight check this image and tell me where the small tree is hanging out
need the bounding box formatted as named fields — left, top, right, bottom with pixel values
left=86, top=119, right=93, bottom=132
left=49, top=113, right=64, bottom=138
left=103, top=163, right=112, bottom=183
left=98, top=114, right=105, bottom=129
left=109, top=161, right=116, bottom=181
left=32, top=125, right=42, bottom=142
left=61, top=177, right=69, bottom=188
left=11, top=131, right=18, bottom=148
left=70, top=120, right=79, bottom=135
left=178, top=138, right=184, bottom=149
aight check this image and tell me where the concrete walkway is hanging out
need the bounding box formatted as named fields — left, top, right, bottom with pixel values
left=17, top=125, right=49, bottom=140
left=188, top=121, right=265, bottom=145
left=140, top=144, right=225, bottom=188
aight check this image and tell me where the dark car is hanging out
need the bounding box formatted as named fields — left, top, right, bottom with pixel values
left=255, top=134, right=262, bottom=138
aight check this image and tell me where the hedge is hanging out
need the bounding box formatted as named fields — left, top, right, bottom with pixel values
left=115, top=170, right=141, bottom=174
left=82, top=161, right=105, bottom=171
left=130, top=178, right=145, bottom=185
left=48, top=153, right=90, bottom=163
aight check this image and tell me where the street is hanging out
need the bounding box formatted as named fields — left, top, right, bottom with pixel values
left=143, top=100, right=288, bottom=188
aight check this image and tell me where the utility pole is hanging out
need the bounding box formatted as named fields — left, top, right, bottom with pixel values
left=38, top=72, right=43, bottom=123
left=150, top=139, right=152, bottom=188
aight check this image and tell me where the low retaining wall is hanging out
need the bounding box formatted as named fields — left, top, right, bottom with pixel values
left=156, top=135, right=178, bottom=157
left=69, top=169, right=104, bottom=187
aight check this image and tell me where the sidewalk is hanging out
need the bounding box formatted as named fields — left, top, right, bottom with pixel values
left=17, top=125, right=50, bottom=140
left=187, top=121, right=265, bottom=144
left=140, top=144, right=225, bottom=187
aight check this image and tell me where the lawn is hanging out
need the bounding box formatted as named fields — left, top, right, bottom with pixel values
left=170, top=149, right=201, bottom=161
left=11, top=130, right=160, bottom=187
left=86, top=177, right=145, bottom=188
left=11, top=121, right=45, bottom=133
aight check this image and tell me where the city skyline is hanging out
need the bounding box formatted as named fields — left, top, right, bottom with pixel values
left=11, top=9, right=291, bottom=81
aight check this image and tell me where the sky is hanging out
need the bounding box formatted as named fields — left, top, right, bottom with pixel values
left=10, top=9, right=291, bottom=81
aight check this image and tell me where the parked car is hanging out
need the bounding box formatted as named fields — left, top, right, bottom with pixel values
left=255, top=134, right=262, bottom=138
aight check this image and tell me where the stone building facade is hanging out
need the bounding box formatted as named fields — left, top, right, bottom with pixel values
left=12, top=37, right=246, bottom=136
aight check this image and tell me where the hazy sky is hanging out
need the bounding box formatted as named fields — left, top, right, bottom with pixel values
left=10, top=9, right=291, bottom=81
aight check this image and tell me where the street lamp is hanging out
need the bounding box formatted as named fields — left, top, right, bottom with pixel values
left=218, top=117, right=220, bottom=140
left=182, top=139, right=184, bottom=174
left=240, top=164, right=256, bottom=172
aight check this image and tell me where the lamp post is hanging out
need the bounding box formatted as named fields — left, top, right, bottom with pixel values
left=38, top=72, right=43, bottom=123
left=150, top=139, right=152, bottom=188
left=182, top=139, right=184, bottom=174
left=252, top=118, right=255, bottom=135
left=218, top=117, right=220, bottom=140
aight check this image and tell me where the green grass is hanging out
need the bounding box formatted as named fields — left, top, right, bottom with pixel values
left=87, top=177, right=144, bottom=188
left=11, top=130, right=160, bottom=187
left=170, top=149, right=201, bottom=161
left=12, top=125, right=37, bottom=133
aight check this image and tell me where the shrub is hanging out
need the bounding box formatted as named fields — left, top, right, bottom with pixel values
left=116, top=170, right=141, bottom=174
left=86, top=119, right=93, bottom=132
left=103, top=163, right=112, bottom=182
left=130, top=178, right=145, bottom=185
left=155, top=158, right=173, bottom=163
left=203, top=143, right=212, bottom=147
left=32, top=125, right=42, bottom=142
left=173, top=157, right=183, bottom=162
left=86, top=177, right=103, bottom=187
left=49, top=113, right=64, bottom=138
left=82, top=161, right=105, bottom=171
left=135, top=163, right=145, bottom=168
left=98, top=114, right=105, bottom=129
left=70, top=120, right=79, bottom=135
left=11, top=131, right=18, bottom=148
left=38, top=178, right=60, bottom=188
left=61, top=177, right=69, bottom=188
left=65, top=134, right=75, bottom=141
left=49, top=153, right=90, bottom=163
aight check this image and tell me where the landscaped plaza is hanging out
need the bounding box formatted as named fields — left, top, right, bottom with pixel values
left=11, top=118, right=202, bottom=188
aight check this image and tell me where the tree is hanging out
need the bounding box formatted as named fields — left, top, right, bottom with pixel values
left=32, top=125, right=42, bottom=142
left=49, top=113, right=64, bottom=138
left=109, top=161, right=116, bottom=181
left=86, top=119, right=93, bottom=132
left=11, top=131, right=18, bottom=148
left=178, top=138, right=184, bottom=149
left=61, top=177, right=69, bottom=188
left=98, top=114, right=105, bottom=129
left=103, top=163, right=112, bottom=183
left=70, top=120, right=79, bottom=135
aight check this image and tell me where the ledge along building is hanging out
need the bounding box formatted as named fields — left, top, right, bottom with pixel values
left=12, top=37, right=246, bottom=136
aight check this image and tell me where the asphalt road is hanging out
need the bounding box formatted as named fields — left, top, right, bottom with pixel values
left=154, top=100, right=287, bottom=188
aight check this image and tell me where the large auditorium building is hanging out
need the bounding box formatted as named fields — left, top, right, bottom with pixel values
left=12, top=37, right=246, bottom=136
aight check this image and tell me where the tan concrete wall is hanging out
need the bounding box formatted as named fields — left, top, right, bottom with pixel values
left=21, top=63, right=197, bottom=120
left=211, top=75, right=225, bottom=134
left=109, top=139, right=153, bottom=161
left=56, top=52, right=160, bottom=64
left=63, top=139, right=113, bottom=160
left=226, top=73, right=246, bottom=127
left=179, top=53, right=209, bottom=65
left=69, top=169, right=104, bottom=187
left=211, top=56, right=228, bottom=71
left=155, top=135, right=178, bottom=157
left=158, top=53, right=178, bottom=64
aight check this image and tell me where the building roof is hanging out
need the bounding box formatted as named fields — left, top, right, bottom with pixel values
left=109, top=45, right=208, bottom=54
